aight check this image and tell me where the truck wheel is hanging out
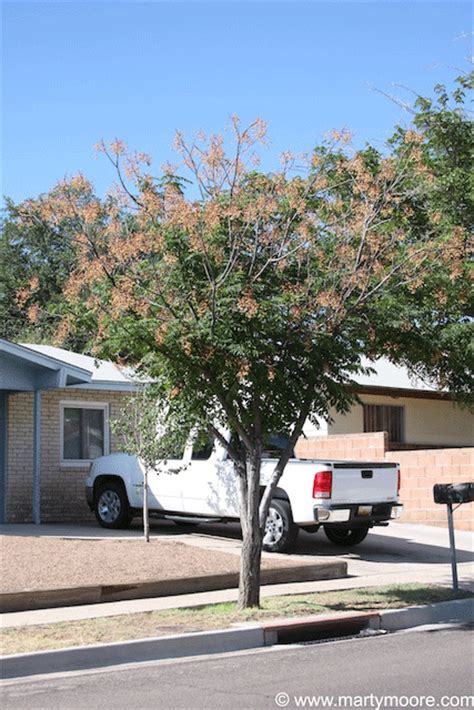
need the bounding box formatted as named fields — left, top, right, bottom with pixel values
left=263, top=499, right=299, bottom=553
left=95, top=482, right=133, bottom=529
left=324, top=525, right=369, bottom=546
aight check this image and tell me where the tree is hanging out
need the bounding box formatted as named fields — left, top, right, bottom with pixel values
left=112, top=386, right=159, bottom=542
left=380, top=71, right=474, bottom=404
left=0, top=190, right=99, bottom=349
left=388, top=71, right=473, bottom=232
left=14, top=108, right=470, bottom=608
left=112, top=384, right=190, bottom=543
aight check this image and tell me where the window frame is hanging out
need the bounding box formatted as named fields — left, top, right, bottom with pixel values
left=60, top=401, right=110, bottom=467
left=362, top=403, right=405, bottom=445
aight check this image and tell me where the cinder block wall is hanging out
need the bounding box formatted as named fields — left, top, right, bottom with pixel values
left=6, top=389, right=128, bottom=523
left=295, top=431, right=388, bottom=461
left=296, top=432, right=473, bottom=531
left=387, top=448, right=473, bottom=531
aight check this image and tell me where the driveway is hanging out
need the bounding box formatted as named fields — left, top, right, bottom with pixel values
left=192, top=519, right=474, bottom=588
left=2, top=520, right=473, bottom=590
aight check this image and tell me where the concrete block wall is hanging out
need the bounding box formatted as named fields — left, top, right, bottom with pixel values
left=295, top=431, right=388, bottom=461
left=387, top=447, right=473, bottom=531
left=296, top=431, right=473, bottom=531
left=6, top=389, right=129, bottom=523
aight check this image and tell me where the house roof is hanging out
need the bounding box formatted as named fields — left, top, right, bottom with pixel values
left=356, top=357, right=440, bottom=394
left=20, top=344, right=138, bottom=391
left=0, top=339, right=92, bottom=391
left=10, top=343, right=441, bottom=396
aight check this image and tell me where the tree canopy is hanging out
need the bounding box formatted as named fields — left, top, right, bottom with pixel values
left=4, top=73, right=472, bottom=607
left=0, top=194, right=93, bottom=349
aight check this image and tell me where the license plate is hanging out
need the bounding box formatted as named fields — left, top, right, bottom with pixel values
left=358, top=505, right=373, bottom=516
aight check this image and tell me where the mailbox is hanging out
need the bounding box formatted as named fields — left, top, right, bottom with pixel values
left=433, top=480, right=473, bottom=591
left=433, top=482, right=474, bottom=505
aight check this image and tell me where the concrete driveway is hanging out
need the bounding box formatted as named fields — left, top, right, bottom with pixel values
left=2, top=519, right=473, bottom=590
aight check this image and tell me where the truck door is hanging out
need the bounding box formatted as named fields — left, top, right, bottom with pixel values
left=147, top=440, right=189, bottom=513
left=179, top=434, right=239, bottom=516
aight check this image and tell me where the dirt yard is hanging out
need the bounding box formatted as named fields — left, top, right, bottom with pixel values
left=0, top=535, right=289, bottom=593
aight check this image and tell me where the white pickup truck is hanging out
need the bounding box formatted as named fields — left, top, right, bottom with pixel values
left=86, top=433, right=402, bottom=552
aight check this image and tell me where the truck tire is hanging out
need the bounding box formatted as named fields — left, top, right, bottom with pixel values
left=263, top=499, right=299, bottom=553
left=324, top=525, right=369, bottom=546
left=95, top=481, right=133, bottom=529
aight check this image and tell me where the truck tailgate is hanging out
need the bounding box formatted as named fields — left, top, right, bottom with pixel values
left=331, top=462, right=399, bottom=504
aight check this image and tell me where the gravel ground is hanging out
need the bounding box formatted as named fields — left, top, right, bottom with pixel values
left=0, top=535, right=288, bottom=593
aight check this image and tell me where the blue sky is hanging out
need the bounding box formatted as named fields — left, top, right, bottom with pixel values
left=2, top=1, right=471, bottom=203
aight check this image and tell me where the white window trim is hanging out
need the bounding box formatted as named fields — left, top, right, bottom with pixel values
left=60, top=401, right=110, bottom=467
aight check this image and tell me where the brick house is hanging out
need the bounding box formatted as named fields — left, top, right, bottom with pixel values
left=300, top=357, right=472, bottom=450
left=0, top=340, right=136, bottom=524
left=1, top=340, right=472, bottom=528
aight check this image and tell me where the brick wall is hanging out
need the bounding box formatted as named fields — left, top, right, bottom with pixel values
left=387, top=448, right=473, bottom=531
left=6, top=393, right=34, bottom=522
left=296, top=432, right=473, bottom=531
left=6, top=389, right=129, bottom=523
left=295, top=431, right=388, bottom=461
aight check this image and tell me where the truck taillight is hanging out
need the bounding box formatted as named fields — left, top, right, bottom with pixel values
left=313, top=471, right=332, bottom=499
left=397, top=469, right=401, bottom=497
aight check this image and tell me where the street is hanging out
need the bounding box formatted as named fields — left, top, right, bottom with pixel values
left=2, top=625, right=473, bottom=710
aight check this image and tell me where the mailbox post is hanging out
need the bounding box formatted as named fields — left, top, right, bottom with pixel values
left=433, top=482, right=473, bottom=591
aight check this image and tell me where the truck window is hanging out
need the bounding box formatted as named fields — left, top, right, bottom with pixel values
left=229, top=431, right=294, bottom=459
left=263, top=432, right=294, bottom=458
left=160, top=428, right=189, bottom=460
left=191, top=433, right=215, bottom=460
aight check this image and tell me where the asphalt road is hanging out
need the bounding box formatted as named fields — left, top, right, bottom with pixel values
left=2, top=626, right=473, bottom=710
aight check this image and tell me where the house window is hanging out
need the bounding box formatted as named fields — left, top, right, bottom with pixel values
left=61, top=402, right=109, bottom=464
left=363, top=404, right=404, bottom=444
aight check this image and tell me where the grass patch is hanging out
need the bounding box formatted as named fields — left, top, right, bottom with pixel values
left=2, top=584, right=471, bottom=656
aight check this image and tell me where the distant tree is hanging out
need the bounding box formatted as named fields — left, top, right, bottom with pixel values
left=0, top=191, right=96, bottom=348
left=0, top=206, right=29, bottom=340
left=380, top=70, right=474, bottom=402
left=389, top=70, right=473, bottom=231
left=14, top=106, right=471, bottom=607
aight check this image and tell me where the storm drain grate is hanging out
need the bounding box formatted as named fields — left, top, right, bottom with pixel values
left=298, top=634, right=360, bottom=645
left=298, top=629, right=388, bottom=646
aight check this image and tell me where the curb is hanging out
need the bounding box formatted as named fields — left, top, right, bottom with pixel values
left=2, top=598, right=472, bottom=681
left=379, top=597, right=474, bottom=631
left=0, top=560, right=347, bottom=613
left=0, top=626, right=265, bottom=680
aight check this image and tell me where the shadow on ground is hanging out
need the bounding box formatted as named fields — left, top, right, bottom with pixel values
left=184, top=521, right=474, bottom=565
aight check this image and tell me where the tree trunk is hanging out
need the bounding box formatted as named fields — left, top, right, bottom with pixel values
left=143, top=468, right=150, bottom=543
left=239, top=521, right=262, bottom=608
left=259, top=399, right=313, bottom=528
left=237, top=452, right=263, bottom=609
